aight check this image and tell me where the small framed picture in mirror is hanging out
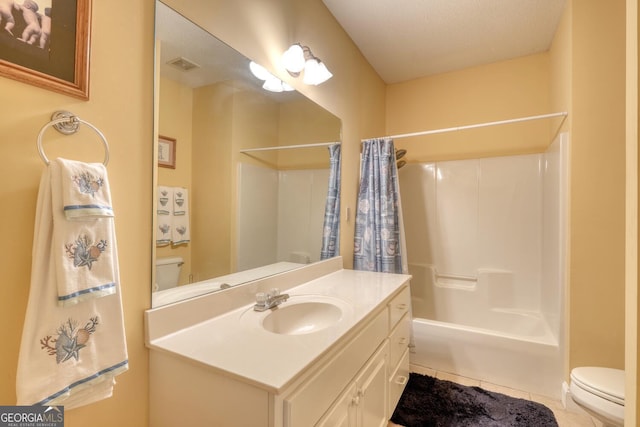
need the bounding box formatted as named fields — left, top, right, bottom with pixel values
left=158, top=135, right=176, bottom=169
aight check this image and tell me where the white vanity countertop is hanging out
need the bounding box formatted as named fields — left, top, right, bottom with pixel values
left=148, top=268, right=411, bottom=393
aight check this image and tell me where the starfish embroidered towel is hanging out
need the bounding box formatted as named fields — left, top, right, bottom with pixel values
left=52, top=160, right=117, bottom=306
left=57, top=158, right=113, bottom=219
left=17, top=161, right=128, bottom=409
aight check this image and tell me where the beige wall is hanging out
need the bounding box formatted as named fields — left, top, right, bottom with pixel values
left=157, top=76, right=193, bottom=286
left=386, top=52, right=552, bottom=163
left=568, top=0, right=626, bottom=371
left=0, top=1, right=154, bottom=426
left=385, top=0, right=627, bottom=396
left=1, top=0, right=634, bottom=425
left=626, top=0, right=639, bottom=422
left=0, top=0, right=385, bottom=426
left=191, top=82, right=235, bottom=282
left=277, top=97, right=342, bottom=170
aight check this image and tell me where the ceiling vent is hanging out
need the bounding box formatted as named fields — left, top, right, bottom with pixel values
left=167, top=56, right=200, bottom=71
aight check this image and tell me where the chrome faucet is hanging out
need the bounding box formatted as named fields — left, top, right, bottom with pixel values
left=254, top=288, right=289, bottom=311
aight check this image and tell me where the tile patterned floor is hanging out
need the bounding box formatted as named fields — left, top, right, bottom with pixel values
left=388, top=365, right=600, bottom=427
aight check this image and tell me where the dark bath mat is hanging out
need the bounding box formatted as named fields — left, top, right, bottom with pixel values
left=391, top=373, right=559, bottom=427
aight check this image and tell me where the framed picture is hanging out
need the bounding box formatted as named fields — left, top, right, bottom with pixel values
left=0, top=0, right=92, bottom=100
left=158, top=135, right=176, bottom=169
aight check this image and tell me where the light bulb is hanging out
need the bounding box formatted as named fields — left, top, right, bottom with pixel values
left=282, top=44, right=305, bottom=74
left=303, top=58, right=332, bottom=85
left=249, top=61, right=273, bottom=81
left=262, top=77, right=284, bottom=92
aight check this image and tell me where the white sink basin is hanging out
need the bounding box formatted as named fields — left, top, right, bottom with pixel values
left=262, top=301, right=342, bottom=335
left=240, top=295, right=353, bottom=335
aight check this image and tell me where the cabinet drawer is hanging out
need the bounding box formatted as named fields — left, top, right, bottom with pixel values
left=284, top=308, right=388, bottom=427
left=388, top=348, right=410, bottom=416
left=388, top=313, right=411, bottom=369
left=388, top=286, right=410, bottom=330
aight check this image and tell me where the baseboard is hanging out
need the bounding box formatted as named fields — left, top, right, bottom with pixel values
left=561, top=381, right=594, bottom=416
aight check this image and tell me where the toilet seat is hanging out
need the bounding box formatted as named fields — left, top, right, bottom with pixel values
left=570, top=367, right=624, bottom=426
left=570, top=367, right=625, bottom=405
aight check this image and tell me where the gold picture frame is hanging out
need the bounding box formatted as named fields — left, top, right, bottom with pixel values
left=0, top=0, right=92, bottom=100
left=158, top=135, right=176, bottom=169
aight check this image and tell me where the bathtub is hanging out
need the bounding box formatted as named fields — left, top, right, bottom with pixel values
left=400, top=137, right=567, bottom=399
left=407, top=264, right=563, bottom=398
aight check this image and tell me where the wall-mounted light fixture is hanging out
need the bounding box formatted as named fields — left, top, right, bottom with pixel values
left=249, top=61, right=294, bottom=93
left=282, top=43, right=332, bottom=85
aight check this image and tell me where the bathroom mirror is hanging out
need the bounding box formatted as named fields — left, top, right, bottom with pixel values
left=153, top=2, right=342, bottom=307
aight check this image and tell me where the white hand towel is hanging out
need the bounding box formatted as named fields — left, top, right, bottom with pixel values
left=171, top=187, right=190, bottom=245
left=156, top=216, right=172, bottom=246
left=57, top=158, right=114, bottom=219
left=17, top=161, right=128, bottom=409
left=171, top=214, right=190, bottom=245
left=52, top=161, right=117, bottom=306
left=156, top=186, right=172, bottom=246
left=173, top=187, right=187, bottom=216
left=157, top=186, right=172, bottom=215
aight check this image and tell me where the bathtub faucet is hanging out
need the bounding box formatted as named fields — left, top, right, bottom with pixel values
left=254, top=288, right=289, bottom=311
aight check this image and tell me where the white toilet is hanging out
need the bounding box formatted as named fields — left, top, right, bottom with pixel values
left=154, top=257, right=184, bottom=291
left=570, top=367, right=624, bottom=427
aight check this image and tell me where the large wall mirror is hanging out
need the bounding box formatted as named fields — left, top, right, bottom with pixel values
left=153, top=2, right=342, bottom=307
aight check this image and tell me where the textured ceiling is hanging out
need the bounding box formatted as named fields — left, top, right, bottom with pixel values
left=156, top=2, right=252, bottom=88
left=156, top=2, right=301, bottom=103
left=322, top=0, right=566, bottom=84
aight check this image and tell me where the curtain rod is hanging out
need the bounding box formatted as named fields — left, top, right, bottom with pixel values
left=364, top=112, right=568, bottom=141
left=239, top=141, right=340, bottom=153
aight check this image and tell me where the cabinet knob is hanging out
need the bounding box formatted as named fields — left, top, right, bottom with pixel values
left=396, top=303, right=408, bottom=310
left=398, top=337, right=408, bottom=345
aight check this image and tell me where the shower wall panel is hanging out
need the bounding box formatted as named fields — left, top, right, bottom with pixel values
left=400, top=151, right=548, bottom=312
left=237, top=163, right=328, bottom=270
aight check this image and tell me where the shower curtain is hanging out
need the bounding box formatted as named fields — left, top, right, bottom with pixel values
left=353, top=138, right=406, bottom=273
left=320, top=143, right=341, bottom=259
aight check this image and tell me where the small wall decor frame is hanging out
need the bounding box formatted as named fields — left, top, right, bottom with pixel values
left=158, top=135, right=176, bottom=169
left=0, top=0, right=92, bottom=100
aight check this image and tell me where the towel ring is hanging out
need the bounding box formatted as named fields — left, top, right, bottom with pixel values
left=36, top=111, right=110, bottom=166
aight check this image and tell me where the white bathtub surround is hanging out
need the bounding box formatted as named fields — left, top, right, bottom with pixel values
left=145, top=257, right=412, bottom=426
left=400, top=133, right=568, bottom=398
left=237, top=163, right=329, bottom=270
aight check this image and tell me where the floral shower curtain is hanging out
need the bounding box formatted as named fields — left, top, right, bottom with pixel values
left=353, top=138, right=405, bottom=273
left=320, top=143, right=341, bottom=259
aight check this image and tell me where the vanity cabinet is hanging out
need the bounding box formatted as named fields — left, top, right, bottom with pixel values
left=316, top=343, right=388, bottom=427
left=290, top=283, right=411, bottom=426
left=387, top=286, right=411, bottom=414
left=147, top=268, right=411, bottom=427
left=284, top=307, right=389, bottom=426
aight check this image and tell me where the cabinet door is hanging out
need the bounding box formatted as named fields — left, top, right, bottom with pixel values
left=388, top=349, right=410, bottom=416
left=316, top=383, right=357, bottom=427
left=284, top=310, right=388, bottom=427
left=355, top=343, right=388, bottom=427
